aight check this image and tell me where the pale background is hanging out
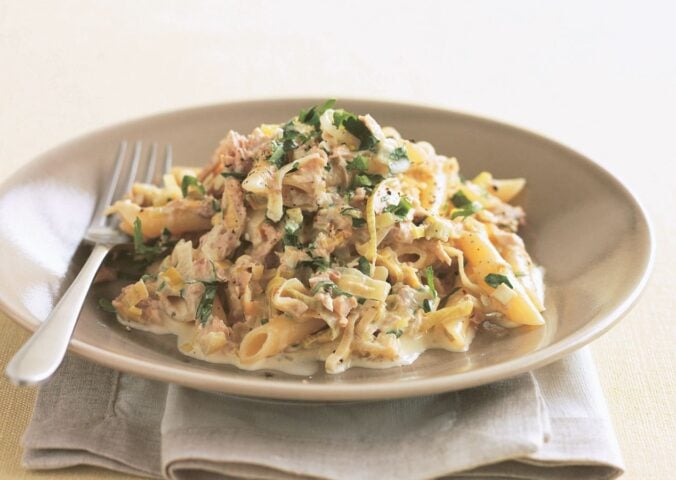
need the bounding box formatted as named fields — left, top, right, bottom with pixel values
left=0, top=1, right=674, bottom=479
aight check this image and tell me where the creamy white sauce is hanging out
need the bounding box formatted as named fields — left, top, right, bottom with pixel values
left=116, top=314, right=456, bottom=376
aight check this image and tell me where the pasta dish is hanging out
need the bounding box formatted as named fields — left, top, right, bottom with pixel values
left=106, top=100, right=545, bottom=374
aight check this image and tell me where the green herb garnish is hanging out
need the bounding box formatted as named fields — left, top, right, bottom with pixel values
left=268, top=121, right=308, bottom=168
left=386, top=329, right=403, bottom=338
left=451, top=191, right=472, bottom=208
left=357, top=256, right=371, bottom=275
left=282, top=222, right=301, bottom=248
left=131, top=220, right=175, bottom=264
left=133, top=218, right=162, bottom=260
left=450, top=201, right=482, bottom=219
left=353, top=174, right=373, bottom=187
left=268, top=142, right=286, bottom=167
left=333, top=110, right=379, bottom=151
left=422, top=299, right=433, bottom=313
left=349, top=172, right=383, bottom=192
left=484, top=273, right=514, bottom=289
left=340, top=207, right=360, bottom=216
left=346, top=154, right=368, bottom=172
left=298, top=256, right=330, bottom=271
left=383, top=197, right=413, bottom=219
left=196, top=284, right=218, bottom=325
left=181, top=175, right=205, bottom=198
left=220, top=171, right=247, bottom=180
left=424, top=266, right=438, bottom=298
left=98, top=298, right=116, bottom=314
left=340, top=207, right=366, bottom=227
left=261, top=318, right=269, bottom=325
left=389, top=147, right=408, bottom=162
left=311, top=280, right=352, bottom=297
left=298, top=99, right=336, bottom=129
left=388, top=146, right=410, bottom=173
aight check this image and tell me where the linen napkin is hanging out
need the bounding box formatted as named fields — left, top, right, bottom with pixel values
left=22, top=348, right=624, bottom=480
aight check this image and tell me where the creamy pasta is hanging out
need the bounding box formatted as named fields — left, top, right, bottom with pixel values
left=106, top=100, right=545, bottom=374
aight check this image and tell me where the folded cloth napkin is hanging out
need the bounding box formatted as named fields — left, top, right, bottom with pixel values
left=22, top=348, right=624, bottom=480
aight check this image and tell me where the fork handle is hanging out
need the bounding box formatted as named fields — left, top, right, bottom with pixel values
left=5, top=244, right=111, bottom=385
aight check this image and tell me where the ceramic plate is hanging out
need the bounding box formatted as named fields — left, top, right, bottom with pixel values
left=0, top=99, right=654, bottom=401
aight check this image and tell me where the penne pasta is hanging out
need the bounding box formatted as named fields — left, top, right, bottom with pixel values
left=456, top=222, right=544, bottom=326
left=239, top=316, right=326, bottom=364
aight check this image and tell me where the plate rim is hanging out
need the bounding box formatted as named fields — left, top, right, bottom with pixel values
left=0, top=98, right=656, bottom=401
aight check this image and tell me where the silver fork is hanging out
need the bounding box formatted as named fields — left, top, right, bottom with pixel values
left=5, top=141, right=173, bottom=385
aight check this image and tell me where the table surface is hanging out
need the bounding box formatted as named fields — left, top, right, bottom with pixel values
left=1, top=1, right=674, bottom=479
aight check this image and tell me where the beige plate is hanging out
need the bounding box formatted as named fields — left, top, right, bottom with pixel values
left=0, top=99, right=654, bottom=401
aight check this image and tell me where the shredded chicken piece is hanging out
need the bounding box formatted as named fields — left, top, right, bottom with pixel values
left=199, top=178, right=246, bottom=261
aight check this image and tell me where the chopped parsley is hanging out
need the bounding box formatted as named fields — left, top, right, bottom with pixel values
left=310, top=280, right=352, bottom=297
left=268, top=142, right=286, bottom=167
left=424, top=266, right=438, bottom=298
left=340, top=207, right=366, bottom=227
left=383, top=197, right=413, bottom=219
left=451, top=191, right=472, bottom=208
left=288, top=161, right=300, bottom=173
left=181, top=175, right=205, bottom=198
left=422, top=299, right=434, bottom=313
left=386, top=328, right=403, bottom=338
left=389, top=147, right=408, bottom=162
left=133, top=218, right=162, bottom=261
left=357, top=256, right=371, bottom=275
left=311, top=281, right=334, bottom=295
left=220, top=171, right=247, bottom=180
left=298, top=99, right=336, bottom=129
left=282, top=222, right=301, bottom=248
left=268, top=122, right=308, bottom=168
left=353, top=174, right=373, bottom=187
left=140, top=273, right=156, bottom=282
left=261, top=318, right=269, bottom=325
left=388, top=146, right=410, bottom=172
left=346, top=154, right=368, bottom=172
left=484, top=273, right=514, bottom=289
left=298, top=256, right=330, bottom=271
left=340, top=207, right=360, bottom=216
left=97, top=298, right=116, bottom=314
left=450, top=201, right=482, bottom=219
left=196, top=283, right=218, bottom=325
left=350, top=173, right=383, bottom=191
left=333, top=110, right=379, bottom=151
